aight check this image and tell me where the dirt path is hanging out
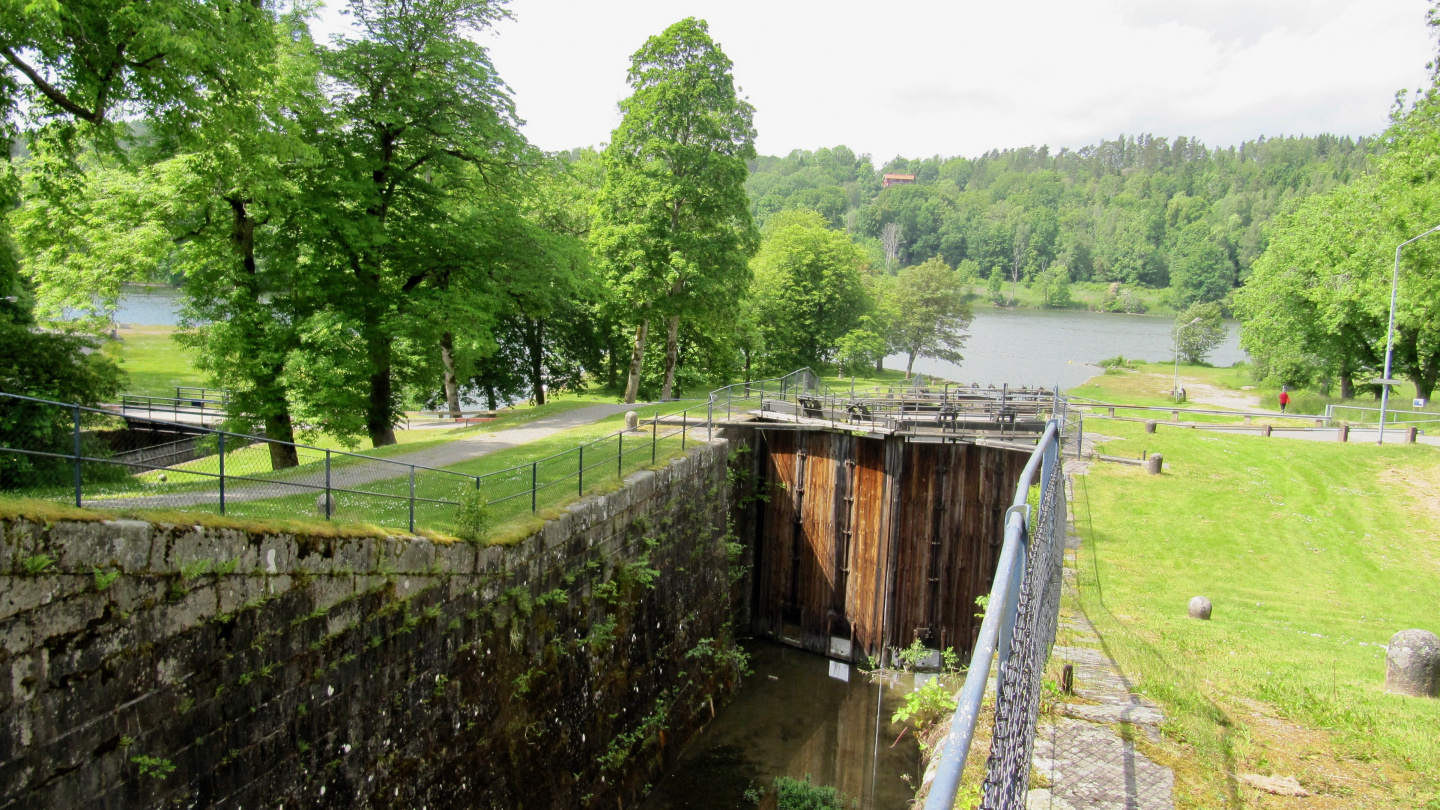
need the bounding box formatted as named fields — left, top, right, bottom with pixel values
left=1139, top=373, right=1261, bottom=411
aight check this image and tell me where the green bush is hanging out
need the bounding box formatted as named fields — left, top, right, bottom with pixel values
left=454, top=488, right=492, bottom=543
left=774, top=775, right=849, bottom=810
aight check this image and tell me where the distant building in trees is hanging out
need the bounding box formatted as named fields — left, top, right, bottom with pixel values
left=882, top=173, right=915, bottom=188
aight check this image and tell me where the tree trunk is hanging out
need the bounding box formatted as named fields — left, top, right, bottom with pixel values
left=660, top=314, right=680, bottom=401
left=440, top=331, right=461, bottom=418
left=365, top=331, right=397, bottom=446
left=264, top=409, right=300, bottom=469
left=624, top=319, right=648, bottom=404
left=875, top=355, right=884, bottom=374
left=906, top=351, right=917, bottom=379
left=485, top=384, right=497, bottom=411
left=606, top=324, right=620, bottom=390
left=228, top=198, right=298, bottom=469
left=742, top=348, right=752, bottom=384
left=526, top=317, right=545, bottom=405
left=1339, top=369, right=1355, bottom=400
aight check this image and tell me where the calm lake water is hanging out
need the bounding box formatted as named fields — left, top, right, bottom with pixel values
left=113, top=289, right=1243, bottom=391
left=640, top=641, right=922, bottom=810
left=892, top=307, right=1245, bottom=390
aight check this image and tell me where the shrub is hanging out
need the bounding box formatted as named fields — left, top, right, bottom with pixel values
left=774, top=775, right=848, bottom=810
left=454, top=487, right=492, bottom=543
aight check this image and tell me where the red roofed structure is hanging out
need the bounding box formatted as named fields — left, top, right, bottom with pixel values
left=882, top=173, right=916, bottom=188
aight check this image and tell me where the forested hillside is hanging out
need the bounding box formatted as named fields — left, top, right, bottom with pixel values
left=746, top=135, right=1374, bottom=306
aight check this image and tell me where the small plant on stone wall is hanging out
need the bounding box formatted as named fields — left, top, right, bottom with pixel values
left=131, top=755, right=176, bottom=780
left=891, top=677, right=958, bottom=740
left=455, top=488, right=493, bottom=543
left=21, top=554, right=54, bottom=575
left=93, top=566, right=120, bottom=591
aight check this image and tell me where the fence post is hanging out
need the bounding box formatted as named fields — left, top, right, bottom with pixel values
left=531, top=462, right=538, bottom=512
left=218, top=432, right=226, bottom=516
left=652, top=414, right=657, bottom=463
left=409, top=466, right=415, bottom=533
left=72, top=405, right=82, bottom=508
left=618, top=433, right=624, bottom=478
left=325, top=450, right=332, bottom=520
left=682, top=412, right=687, bottom=450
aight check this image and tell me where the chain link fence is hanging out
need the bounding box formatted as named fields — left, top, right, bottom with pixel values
left=0, top=371, right=824, bottom=535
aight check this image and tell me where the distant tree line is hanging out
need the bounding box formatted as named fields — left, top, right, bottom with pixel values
left=746, top=134, right=1374, bottom=308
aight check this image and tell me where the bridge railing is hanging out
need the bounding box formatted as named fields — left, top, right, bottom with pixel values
left=922, top=404, right=1073, bottom=810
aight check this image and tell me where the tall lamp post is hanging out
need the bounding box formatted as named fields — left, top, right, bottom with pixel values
left=1173, top=316, right=1201, bottom=403
left=1378, top=225, right=1440, bottom=445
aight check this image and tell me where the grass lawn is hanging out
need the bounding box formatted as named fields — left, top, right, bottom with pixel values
left=109, top=326, right=208, bottom=397
left=964, top=280, right=1177, bottom=314
left=1071, top=416, right=1440, bottom=807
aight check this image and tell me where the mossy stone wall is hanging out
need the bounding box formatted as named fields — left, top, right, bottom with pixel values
left=0, top=440, right=738, bottom=809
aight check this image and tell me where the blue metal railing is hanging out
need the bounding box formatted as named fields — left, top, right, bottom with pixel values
left=922, top=410, right=1069, bottom=809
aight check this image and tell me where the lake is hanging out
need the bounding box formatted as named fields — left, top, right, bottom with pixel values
left=112, top=288, right=1243, bottom=391
left=890, top=307, right=1245, bottom=390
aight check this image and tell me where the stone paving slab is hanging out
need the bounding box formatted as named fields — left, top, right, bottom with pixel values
left=1027, top=527, right=1176, bottom=809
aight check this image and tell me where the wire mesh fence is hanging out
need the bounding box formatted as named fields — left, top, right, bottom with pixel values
left=0, top=372, right=819, bottom=536
left=980, top=429, right=1068, bottom=808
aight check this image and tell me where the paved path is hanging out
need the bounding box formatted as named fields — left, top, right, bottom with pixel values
left=1024, top=472, right=1176, bottom=810
left=85, top=402, right=638, bottom=511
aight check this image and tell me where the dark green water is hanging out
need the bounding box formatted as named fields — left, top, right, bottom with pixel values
left=640, top=641, right=922, bottom=810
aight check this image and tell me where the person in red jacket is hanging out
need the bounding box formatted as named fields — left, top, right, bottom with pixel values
left=1278, top=388, right=1290, bottom=413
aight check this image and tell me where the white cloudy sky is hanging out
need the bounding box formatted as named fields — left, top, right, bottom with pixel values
left=312, top=0, right=1436, bottom=160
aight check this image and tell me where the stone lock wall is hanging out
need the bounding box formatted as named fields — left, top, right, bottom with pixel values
left=0, top=440, right=739, bottom=810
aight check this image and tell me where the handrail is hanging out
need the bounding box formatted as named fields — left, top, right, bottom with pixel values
left=922, top=418, right=1062, bottom=810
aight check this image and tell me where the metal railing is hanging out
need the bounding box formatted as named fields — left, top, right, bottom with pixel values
left=923, top=401, right=1072, bottom=809
left=0, top=370, right=820, bottom=535
left=1324, top=403, right=1440, bottom=426
left=113, top=394, right=230, bottom=426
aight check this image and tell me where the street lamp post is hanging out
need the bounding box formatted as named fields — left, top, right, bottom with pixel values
left=1379, top=225, right=1440, bottom=445
left=1173, top=317, right=1201, bottom=403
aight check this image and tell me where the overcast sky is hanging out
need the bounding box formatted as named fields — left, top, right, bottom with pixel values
left=313, top=0, right=1435, bottom=160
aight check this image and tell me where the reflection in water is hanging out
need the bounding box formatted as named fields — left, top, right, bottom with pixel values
left=641, top=641, right=920, bottom=810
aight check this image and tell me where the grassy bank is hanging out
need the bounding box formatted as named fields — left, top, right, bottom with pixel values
left=965, top=281, right=1178, bottom=315
left=109, top=326, right=207, bottom=397
left=1071, top=417, right=1440, bottom=807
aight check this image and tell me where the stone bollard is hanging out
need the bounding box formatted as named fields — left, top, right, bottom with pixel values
left=1188, top=596, right=1212, bottom=620
left=1145, top=420, right=1157, bottom=434
left=1262, top=424, right=1273, bottom=437
left=1338, top=423, right=1349, bottom=443
left=1408, top=426, right=1419, bottom=444
left=316, top=491, right=336, bottom=517
left=1146, top=453, right=1163, bottom=475
left=624, top=410, right=639, bottom=432
left=1386, top=629, right=1440, bottom=697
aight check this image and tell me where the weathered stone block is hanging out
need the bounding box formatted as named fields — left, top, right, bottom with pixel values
left=50, top=520, right=152, bottom=573
left=1386, top=629, right=1440, bottom=697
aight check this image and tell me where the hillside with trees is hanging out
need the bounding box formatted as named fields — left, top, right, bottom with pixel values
left=746, top=134, right=1375, bottom=308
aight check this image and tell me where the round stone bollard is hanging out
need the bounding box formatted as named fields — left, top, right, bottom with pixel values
left=1188, top=596, right=1212, bottom=620
left=316, top=491, right=336, bottom=517
left=1146, top=453, right=1163, bottom=475
left=1386, top=629, right=1440, bottom=697
left=624, top=410, right=639, bottom=432
left=1145, top=420, right=1157, bottom=434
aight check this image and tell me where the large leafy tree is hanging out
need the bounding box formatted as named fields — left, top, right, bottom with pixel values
left=1239, top=80, right=1440, bottom=401
left=884, top=258, right=973, bottom=379
left=301, top=0, right=526, bottom=446
left=592, top=17, right=757, bottom=403
left=750, top=210, right=868, bottom=374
